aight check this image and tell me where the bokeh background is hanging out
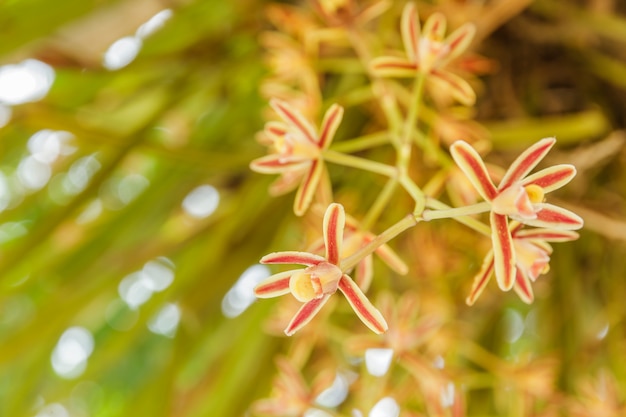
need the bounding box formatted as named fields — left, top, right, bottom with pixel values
left=0, top=0, right=625, bottom=416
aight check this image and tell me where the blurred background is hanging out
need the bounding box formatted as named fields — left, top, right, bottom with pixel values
left=0, top=0, right=625, bottom=416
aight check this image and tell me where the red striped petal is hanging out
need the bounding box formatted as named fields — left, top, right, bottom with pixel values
left=513, top=268, right=534, bottom=304
left=450, top=141, right=498, bottom=201
left=338, top=275, right=388, bottom=334
left=423, top=12, right=446, bottom=42
left=522, top=164, right=576, bottom=193
left=370, top=56, right=419, bottom=78
left=355, top=256, right=373, bottom=292
left=284, top=295, right=331, bottom=336
left=499, top=137, right=556, bottom=191
left=250, top=154, right=309, bottom=174
left=432, top=70, right=476, bottom=106
left=491, top=212, right=516, bottom=291
left=442, top=23, right=476, bottom=65
left=401, top=2, right=420, bottom=63
left=466, top=251, right=494, bottom=306
left=522, top=204, right=584, bottom=230
left=318, top=104, right=343, bottom=150
left=270, top=98, right=317, bottom=145
left=514, top=228, right=579, bottom=242
left=261, top=251, right=326, bottom=266
left=254, top=270, right=297, bottom=298
left=294, top=159, right=324, bottom=216
left=323, top=203, right=345, bottom=265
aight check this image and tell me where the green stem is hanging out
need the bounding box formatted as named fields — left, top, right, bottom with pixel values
left=425, top=198, right=491, bottom=236
left=330, top=131, right=390, bottom=153
left=422, top=201, right=491, bottom=220
left=361, top=177, right=399, bottom=231
left=340, top=214, right=418, bottom=272
left=323, top=149, right=397, bottom=178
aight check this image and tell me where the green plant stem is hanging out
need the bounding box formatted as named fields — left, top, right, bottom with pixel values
left=422, top=201, right=491, bottom=220
left=361, top=177, right=399, bottom=231
left=330, top=131, right=390, bottom=153
left=425, top=198, right=491, bottom=236
left=340, top=214, right=419, bottom=272
left=323, top=149, right=397, bottom=177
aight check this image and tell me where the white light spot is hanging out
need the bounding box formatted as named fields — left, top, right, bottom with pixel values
left=316, top=373, right=349, bottom=408
left=182, top=185, right=220, bottom=219
left=103, top=36, right=142, bottom=71
left=365, top=348, right=394, bottom=377
left=28, top=130, right=75, bottom=164
left=136, top=9, right=173, bottom=39
left=117, top=174, right=149, bottom=204
left=148, top=303, right=181, bottom=338
left=0, top=104, right=12, bottom=127
left=440, top=382, right=455, bottom=408
left=0, top=171, right=12, bottom=212
left=141, top=257, right=175, bottom=291
left=75, top=199, right=103, bottom=224
left=221, top=264, right=271, bottom=318
left=502, top=309, right=525, bottom=344
left=118, top=272, right=153, bottom=310
left=369, top=397, right=400, bottom=417
left=303, top=409, right=333, bottom=417
left=433, top=355, right=445, bottom=369
left=17, top=156, right=51, bottom=190
left=351, top=411, right=364, bottom=417
left=34, top=403, right=70, bottom=417
left=66, top=154, right=101, bottom=194
left=51, top=326, right=94, bottom=379
left=0, top=59, right=55, bottom=105
left=0, top=221, right=29, bottom=244
left=596, top=322, right=609, bottom=340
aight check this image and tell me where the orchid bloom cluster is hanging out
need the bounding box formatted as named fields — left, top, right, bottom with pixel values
left=249, top=1, right=587, bottom=415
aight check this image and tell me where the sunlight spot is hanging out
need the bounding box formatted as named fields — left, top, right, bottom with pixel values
left=117, top=174, right=150, bottom=204
left=103, top=36, right=142, bottom=70
left=118, top=272, right=153, bottom=310
left=596, top=322, right=609, bottom=340
left=0, top=104, right=11, bottom=127
left=148, top=303, right=180, bottom=338
left=141, top=257, right=175, bottom=291
left=28, top=130, right=75, bottom=164
left=75, top=199, right=103, bottom=224
left=316, top=372, right=349, bottom=408
left=136, top=9, right=173, bottom=39
left=433, top=355, right=445, bottom=369
left=0, top=59, right=55, bottom=105
left=502, top=308, right=524, bottom=344
left=34, top=403, right=70, bottom=417
left=105, top=298, right=139, bottom=331
left=221, top=264, right=271, bottom=318
left=51, top=327, right=94, bottom=379
left=0, top=221, right=29, bottom=244
left=182, top=185, right=219, bottom=219
left=369, top=397, right=400, bottom=417
left=65, top=154, right=101, bottom=194
left=440, top=382, right=455, bottom=408
left=17, top=156, right=51, bottom=190
left=304, top=409, right=333, bottom=417
left=365, top=348, right=394, bottom=377
left=0, top=171, right=12, bottom=212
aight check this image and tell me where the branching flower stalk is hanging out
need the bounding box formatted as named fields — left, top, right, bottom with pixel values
left=250, top=1, right=586, bottom=416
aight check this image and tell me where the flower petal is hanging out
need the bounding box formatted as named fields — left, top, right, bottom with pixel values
left=422, top=12, right=446, bottom=42
left=466, top=250, right=494, bottom=306
left=264, top=121, right=288, bottom=141
left=513, top=268, right=534, bottom=304
left=323, top=203, right=346, bottom=265
left=431, top=70, right=476, bottom=106
left=355, top=255, right=373, bottom=292
left=442, top=23, right=476, bottom=65
left=522, top=203, right=584, bottom=230
left=261, top=251, right=326, bottom=266
left=269, top=169, right=307, bottom=196
left=284, top=295, right=331, bottom=336
left=522, top=164, right=576, bottom=193
left=401, top=2, right=420, bottom=62
left=294, top=159, right=324, bottom=216
left=318, top=104, right=344, bottom=150
left=499, top=137, right=556, bottom=191
left=375, top=243, right=409, bottom=275
left=514, top=228, right=579, bottom=242
left=254, top=270, right=299, bottom=298
left=250, top=154, right=309, bottom=174
left=491, top=212, right=516, bottom=291
left=369, top=56, right=419, bottom=78
left=450, top=140, right=498, bottom=201
left=338, top=275, right=388, bottom=334
left=270, top=98, right=317, bottom=145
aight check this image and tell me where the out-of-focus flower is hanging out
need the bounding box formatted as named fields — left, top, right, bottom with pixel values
left=450, top=137, right=583, bottom=291
left=568, top=369, right=626, bottom=417
left=255, top=203, right=388, bottom=335
left=311, top=0, right=391, bottom=27
left=253, top=356, right=335, bottom=416
left=370, top=2, right=476, bottom=105
left=467, top=224, right=579, bottom=304
left=251, top=99, right=343, bottom=216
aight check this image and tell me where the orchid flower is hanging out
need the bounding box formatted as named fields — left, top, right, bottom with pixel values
left=251, top=99, right=343, bottom=216
left=254, top=203, right=388, bottom=336
left=466, top=224, right=580, bottom=305
left=450, top=137, right=584, bottom=292
left=370, top=2, right=476, bottom=105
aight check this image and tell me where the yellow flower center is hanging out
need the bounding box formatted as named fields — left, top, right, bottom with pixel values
left=524, top=184, right=545, bottom=204
left=289, top=262, right=342, bottom=302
